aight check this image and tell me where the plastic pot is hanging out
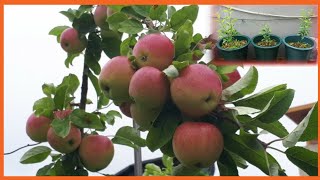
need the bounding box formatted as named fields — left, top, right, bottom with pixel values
left=216, top=35, right=250, bottom=61
left=283, top=35, right=315, bottom=61
left=252, top=34, right=282, bottom=61
left=115, top=157, right=215, bottom=176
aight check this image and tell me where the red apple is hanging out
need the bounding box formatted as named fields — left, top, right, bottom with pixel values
left=60, top=28, right=87, bottom=54
left=171, top=64, right=222, bottom=117
left=173, top=122, right=224, bottom=168
left=133, top=33, right=174, bottom=70
left=99, top=56, right=135, bottom=103
left=26, top=114, right=52, bottom=142
left=47, top=125, right=81, bottom=153
left=79, top=135, right=114, bottom=172
left=94, top=5, right=109, bottom=29
left=119, top=102, right=132, bottom=118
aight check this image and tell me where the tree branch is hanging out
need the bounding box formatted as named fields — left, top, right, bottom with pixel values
left=79, top=63, right=89, bottom=111
left=4, top=142, right=41, bottom=155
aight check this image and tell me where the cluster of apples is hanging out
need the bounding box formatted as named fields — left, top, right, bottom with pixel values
left=26, top=110, right=114, bottom=172
left=98, top=31, right=241, bottom=168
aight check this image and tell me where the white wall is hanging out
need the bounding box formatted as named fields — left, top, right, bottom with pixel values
left=4, top=5, right=318, bottom=176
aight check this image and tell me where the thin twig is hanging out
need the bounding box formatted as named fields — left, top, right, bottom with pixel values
left=265, top=138, right=284, bottom=147
left=267, top=146, right=286, bottom=154
left=4, top=142, right=41, bottom=155
left=93, top=102, right=114, bottom=113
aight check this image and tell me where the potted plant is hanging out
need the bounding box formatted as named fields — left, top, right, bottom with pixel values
left=216, top=7, right=250, bottom=61
left=283, top=9, right=315, bottom=61
left=252, top=24, right=282, bottom=61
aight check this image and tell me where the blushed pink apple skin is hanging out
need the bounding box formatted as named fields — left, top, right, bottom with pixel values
left=94, top=5, right=109, bottom=29
left=133, top=33, right=174, bottom=70
left=170, top=64, right=222, bottom=117
left=119, top=102, right=132, bottom=118
left=26, top=114, right=52, bottom=142
left=99, top=56, right=135, bottom=103
left=129, top=66, right=169, bottom=108
left=47, top=125, right=81, bottom=154
left=173, top=122, right=224, bottom=168
left=79, top=135, right=114, bottom=172
left=60, top=28, right=87, bottom=54
left=222, top=70, right=241, bottom=89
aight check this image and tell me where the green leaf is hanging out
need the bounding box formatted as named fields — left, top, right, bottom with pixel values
left=65, top=53, right=80, bottom=68
left=104, top=110, right=122, bottom=125
left=146, top=110, right=181, bottom=152
left=51, top=118, right=71, bottom=138
left=170, top=5, right=199, bottom=31
left=50, top=153, right=62, bottom=162
left=42, top=83, right=56, bottom=97
left=54, top=85, right=68, bottom=110
left=58, top=74, right=80, bottom=96
left=299, top=102, right=318, bottom=141
left=234, top=84, right=287, bottom=110
left=97, top=93, right=109, bottom=109
left=172, top=164, right=204, bottom=176
left=88, top=70, right=101, bottom=99
left=285, top=146, right=318, bottom=176
left=238, top=115, right=288, bottom=138
left=216, top=65, right=238, bottom=74
left=193, top=33, right=203, bottom=43
left=78, top=5, right=92, bottom=14
left=120, top=36, right=137, bottom=56
left=132, top=6, right=152, bottom=17
left=36, top=163, right=55, bottom=176
left=101, top=30, right=122, bottom=58
left=112, top=126, right=146, bottom=149
left=177, top=19, right=193, bottom=36
left=222, top=66, right=258, bottom=101
left=121, top=6, right=145, bottom=20
left=172, top=61, right=190, bottom=71
left=118, top=19, right=143, bottom=34
left=60, top=9, right=78, bottom=22
left=175, top=52, right=193, bottom=62
left=108, top=5, right=126, bottom=12
left=283, top=102, right=318, bottom=147
left=20, top=146, right=52, bottom=164
left=72, top=13, right=96, bottom=34
left=84, top=33, right=102, bottom=75
left=224, top=133, right=282, bottom=175
left=69, top=109, right=105, bottom=131
left=229, top=106, right=260, bottom=115
left=255, top=89, right=294, bottom=123
left=168, top=6, right=176, bottom=19
left=33, top=97, right=55, bottom=118
left=228, top=151, right=248, bottom=169
left=107, top=12, right=128, bottom=31
left=218, top=150, right=239, bottom=176
left=163, top=65, right=179, bottom=78
left=174, top=30, right=192, bottom=57
left=49, top=26, right=69, bottom=37
left=150, top=5, right=167, bottom=21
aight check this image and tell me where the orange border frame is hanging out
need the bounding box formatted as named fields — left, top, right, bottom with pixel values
left=1, top=0, right=319, bottom=179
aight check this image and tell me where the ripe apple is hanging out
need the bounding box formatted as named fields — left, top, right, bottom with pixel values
left=47, top=125, right=81, bottom=153
left=26, top=114, right=52, bottom=142
left=93, top=5, right=110, bottom=29
left=99, top=56, right=135, bottom=103
left=172, top=122, right=224, bottom=168
left=79, top=135, right=114, bottom=172
left=171, top=64, right=222, bottom=117
left=129, top=66, right=169, bottom=108
left=222, top=70, right=241, bottom=89
left=133, top=33, right=174, bottom=70
left=119, top=102, right=132, bottom=118
left=60, top=28, right=87, bottom=54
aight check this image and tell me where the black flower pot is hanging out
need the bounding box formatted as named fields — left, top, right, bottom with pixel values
left=216, top=35, right=251, bottom=61
left=252, top=34, right=282, bottom=61
left=283, top=35, right=315, bottom=61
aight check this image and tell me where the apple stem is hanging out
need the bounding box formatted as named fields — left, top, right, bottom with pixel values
left=4, top=142, right=41, bottom=155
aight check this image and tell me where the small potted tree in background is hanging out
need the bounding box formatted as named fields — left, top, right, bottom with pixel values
left=252, top=24, right=282, bottom=61
left=283, top=9, right=315, bottom=61
left=216, top=7, right=250, bottom=61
